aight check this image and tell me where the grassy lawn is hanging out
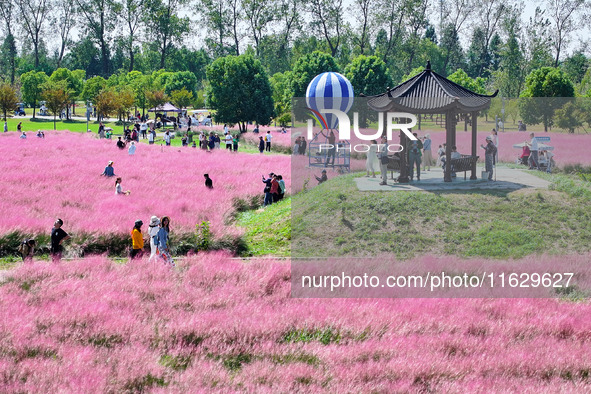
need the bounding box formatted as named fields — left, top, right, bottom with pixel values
left=237, top=198, right=291, bottom=256
left=4, top=116, right=120, bottom=133
left=291, top=172, right=591, bottom=259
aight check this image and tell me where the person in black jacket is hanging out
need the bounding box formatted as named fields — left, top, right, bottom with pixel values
left=50, top=219, right=70, bottom=262
left=258, top=136, right=265, bottom=154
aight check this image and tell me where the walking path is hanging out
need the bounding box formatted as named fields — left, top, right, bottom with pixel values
left=355, top=166, right=551, bottom=192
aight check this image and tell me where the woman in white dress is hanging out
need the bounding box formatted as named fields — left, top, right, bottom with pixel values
left=366, top=139, right=379, bottom=177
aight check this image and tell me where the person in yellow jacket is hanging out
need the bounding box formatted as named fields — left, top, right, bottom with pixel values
left=131, top=219, right=144, bottom=259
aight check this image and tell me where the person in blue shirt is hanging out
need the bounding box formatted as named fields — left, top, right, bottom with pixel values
left=101, top=161, right=116, bottom=177
left=422, top=133, right=433, bottom=171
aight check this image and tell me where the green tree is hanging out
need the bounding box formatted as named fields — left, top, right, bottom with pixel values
left=447, top=69, right=488, bottom=94
left=144, top=0, right=190, bottom=69
left=41, top=81, right=70, bottom=129
left=344, top=55, right=393, bottom=96
left=49, top=68, right=83, bottom=118
left=126, top=71, right=151, bottom=116
left=115, top=87, right=136, bottom=130
left=170, top=88, right=193, bottom=110
left=94, top=88, right=119, bottom=121
left=561, top=51, right=588, bottom=85
left=439, top=23, right=465, bottom=76
left=20, top=71, right=49, bottom=118
left=206, top=54, right=273, bottom=133
left=81, top=76, right=107, bottom=104
left=554, top=100, right=583, bottom=133
left=146, top=88, right=168, bottom=110
left=270, top=71, right=292, bottom=119
left=466, top=27, right=490, bottom=78
left=519, top=67, right=575, bottom=131
left=0, top=83, right=18, bottom=121
left=165, top=71, right=198, bottom=96
left=289, top=51, right=340, bottom=97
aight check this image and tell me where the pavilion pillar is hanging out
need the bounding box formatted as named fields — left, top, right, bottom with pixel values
left=444, top=111, right=454, bottom=182
left=398, top=126, right=410, bottom=183
left=470, top=111, right=478, bottom=180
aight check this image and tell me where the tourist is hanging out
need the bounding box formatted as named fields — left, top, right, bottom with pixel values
left=271, top=174, right=280, bottom=202
left=199, top=131, right=206, bottom=149
left=128, top=141, right=136, bottom=155
left=17, top=122, right=22, bottom=133
left=422, top=133, right=433, bottom=171
left=233, top=134, right=239, bottom=152
left=130, top=219, right=144, bottom=259
left=115, top=177, right=130, bottom=195
left=253, top=124, right=259, bottom=134
left=277, top=175, right=285, bottom=200
left=366, top=139, right=379, bottom=177
left=204, top=173, right=213, bottom=189
left=265, top=131, right=272, bottom=152
left=208, top=132, right=215, bottom=151
left=36, top=130, right=44, bottom=138
left=315, top=170, right=328, bottom=184
left=225, top=132, right=233, bottom=150
left=527, top=133, right=540, bottom=170
left=293, top=137, right=300, bottom=155
left=544, top=149, right=555, bottom=173
left=323, top=130, right=336, bottom=166
left=117, top=137, right=126, bottom=149
left=481, top=136, right=497, bottom=181
left=50, top=219, right=70, bottom=262
left=148, top=216, right=160, bottom=260
left=101, top=161, right=116, bottom=177
left=148, top=129, right=155, bottom=144
left=258, top=136, right=265, bottom=153
left=140, top=122, right=148, bottom=139
left=18, top=239, right=36, bottom=262
left=378, top=136, right=389, bottom=186
left=408, top=133, right=422, bottom=181
left=262, top=173, right=274, bottom=206
left=105, top=129, right=112, bottom=139
left=299, top=137, right=307, bottom=155
left=224, top=124, right=229, bottom=134
left=19, top=131, right=26, bottom=139
left=98, top=122, right=105, bottom=138
left=518, top=120, right=526, bottom=132
left=4, top=121, right=7, bottom=132
left=214, top=133, right=221, bottom=149
left=164, top=131, right=171, bottom=146
left=156, top=216, right=174, bottom=267
left=491, top=129, right=499, bottom=164
left=181, top=134, right=188, bottom=146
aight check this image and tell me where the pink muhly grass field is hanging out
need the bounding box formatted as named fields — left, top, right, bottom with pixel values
left=0, top=132, right=290, bottom=235
left=1, top=252, right=590, bottom=391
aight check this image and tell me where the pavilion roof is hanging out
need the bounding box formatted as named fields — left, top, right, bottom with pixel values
left=366, top=62, right=498, bottom=113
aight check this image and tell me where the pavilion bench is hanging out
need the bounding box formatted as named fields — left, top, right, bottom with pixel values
left=449, top=155, right=479, bottom=180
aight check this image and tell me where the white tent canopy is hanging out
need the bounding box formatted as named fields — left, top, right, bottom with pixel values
left=148, top=102, right=181, bottom=112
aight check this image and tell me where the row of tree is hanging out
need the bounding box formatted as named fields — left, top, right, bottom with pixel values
left=0, top=0, right=589, bottom=93
left=2, top=52, right=590, bottom=133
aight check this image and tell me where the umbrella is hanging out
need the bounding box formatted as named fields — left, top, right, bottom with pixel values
left=512, top=142, right=554, bottom=151
left=104, top=127, right=113, bottom=132
left=146, top=119, right=155, bottom=124
left=191, top=109, right=209, bottom=113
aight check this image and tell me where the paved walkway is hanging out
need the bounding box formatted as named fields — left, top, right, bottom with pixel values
left=355, top=166, right=551, bottom=192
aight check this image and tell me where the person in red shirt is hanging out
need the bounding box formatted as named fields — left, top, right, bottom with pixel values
left=270, top=174, right=280, bottom=202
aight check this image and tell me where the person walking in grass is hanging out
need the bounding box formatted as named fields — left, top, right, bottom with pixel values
left=128, top=141, right=136, bottom=155
left=130, top=219, right=144, bottom=259
left=148, top=216, right=160, bottom=261
left=17, top=122, right=22, bottom=133
left=155, top=216, right=174, bottom=267
left=18, top=239, right=36, bottom=262
left=50, top=219, right=70, bottom=262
